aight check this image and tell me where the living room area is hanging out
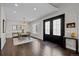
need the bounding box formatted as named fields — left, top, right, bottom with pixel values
left=0, top=3, right=79, bottom=56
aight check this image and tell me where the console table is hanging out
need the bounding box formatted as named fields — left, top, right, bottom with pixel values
left=64, top=37, right=78, bottom=54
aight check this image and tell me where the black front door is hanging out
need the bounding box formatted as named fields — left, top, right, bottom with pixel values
left=43, top=19, right=51, bottom=41
left=43, top=14, right=65, bottom=48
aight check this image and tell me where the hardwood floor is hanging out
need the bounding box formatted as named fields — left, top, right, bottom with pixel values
left=1, top=37, right=79, bottom=56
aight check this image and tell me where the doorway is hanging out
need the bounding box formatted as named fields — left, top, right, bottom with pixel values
left=43, top=14, right=65, bottom=48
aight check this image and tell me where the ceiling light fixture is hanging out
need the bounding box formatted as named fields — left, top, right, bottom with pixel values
left=14, top=4, right=18, bottom=7
left=34, top=8, right=37, bottom=11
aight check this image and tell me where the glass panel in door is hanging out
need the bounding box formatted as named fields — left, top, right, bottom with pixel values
left=53, top=18, right=61, bottom=36
left=45, top=21, right=50, bottom=34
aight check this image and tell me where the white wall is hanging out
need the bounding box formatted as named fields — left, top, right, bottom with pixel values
left=1, top=5, right=6, bottom=50
left=6, top=20, right=30, bottom=38
left=30, top=19, right=43, bottom=40
left=30, top=4, right=79, bottom=51
left=0, top=5, right=1, bottom=38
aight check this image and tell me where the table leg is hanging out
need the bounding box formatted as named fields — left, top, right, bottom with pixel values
left=76, top=39, right=78, bottom=54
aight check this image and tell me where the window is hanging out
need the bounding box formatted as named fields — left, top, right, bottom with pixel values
left=12, top=25, right=24, bottom=31
left=12, top=25, right=16, bottom=30
left=32, top=24, right=37, bottom=33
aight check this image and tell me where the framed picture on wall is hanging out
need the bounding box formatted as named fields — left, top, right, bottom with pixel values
left=3, top=19, right=6, bottom=33
left=66, top=22, right=75, bottom=28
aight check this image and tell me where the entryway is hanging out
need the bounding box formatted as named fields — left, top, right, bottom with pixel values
left=43, top=14, right=65, bottom=48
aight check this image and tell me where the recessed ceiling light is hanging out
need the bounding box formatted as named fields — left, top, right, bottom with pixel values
left=13, top=11, right=16, bottom=13
left=14, top=4, right=18, bottom=7
left=34, top=8, right=37, bottom=11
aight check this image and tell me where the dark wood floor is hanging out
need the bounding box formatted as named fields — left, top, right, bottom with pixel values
left=1, top=37, right=79, bottom=56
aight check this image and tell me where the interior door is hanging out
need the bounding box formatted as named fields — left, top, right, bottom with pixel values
left=43, top=14, right=65, bottom=48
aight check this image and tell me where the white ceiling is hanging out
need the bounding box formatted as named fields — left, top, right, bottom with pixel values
left=2, top=3, right=58, bottom=22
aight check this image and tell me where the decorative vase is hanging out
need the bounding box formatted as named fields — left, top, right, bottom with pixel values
left=71, top=32, right=77, bottom=39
